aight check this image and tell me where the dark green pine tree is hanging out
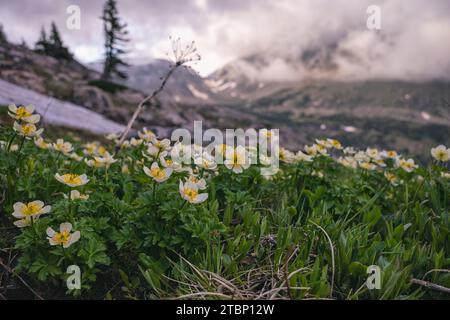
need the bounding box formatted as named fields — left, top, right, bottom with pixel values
left=34, top=26, right=50, bottom=52
left=20, top=38, right=28, bottom=49
left=0, top=24, right=7, bottom=43
left=101, top=0, right=129, bottom=80
left=48, top=22, right=73, bottom=60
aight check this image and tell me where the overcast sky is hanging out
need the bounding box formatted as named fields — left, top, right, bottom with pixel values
left=0, top=0, right=449, bottom=79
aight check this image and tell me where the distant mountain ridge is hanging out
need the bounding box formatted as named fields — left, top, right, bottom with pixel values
left=88, top=59, right=217, bottom=105
left=0, top=39, right=449, bottom=160
left=207, top=52, right=450, bottom=160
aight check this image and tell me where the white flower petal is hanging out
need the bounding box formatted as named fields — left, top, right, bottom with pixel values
left=151, top=162, right=159, bottom=170
left=25, top=105, right=35, bottom=113
left=14, top=219, right=30, bottom=228
left=60, top=222, right=72, bottom=233
left=193, top=193, right=208, bottom=204
left=25, top=114, right=40, bottom=124
left=40, top=205, right=51, bottom=214
left=68, top=231, right=81, bottom=246
left=13, top=202, right=26, bottom=214
left=46, top=227, right=56, bottom=238
left=143, top=166, right=151, bottom=177
left=8, top=104, right=17, bottom=113
left=55, top=173, right=64, bottom=183
left=48, top=238, right=59, bottom=246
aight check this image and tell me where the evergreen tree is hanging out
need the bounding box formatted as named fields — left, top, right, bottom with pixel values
left=20, top=38, right=28, bottom=49
left=35, top=26, right=49, bottom=53
left=48, top=22, right=73, bottom=60
left=101, top=0, right=129, bottom=80
left=0, top=24, right=7, bottom=43
left=35, top=23, right=72, bottom=60
left=49, top=22, right=64, bottom=50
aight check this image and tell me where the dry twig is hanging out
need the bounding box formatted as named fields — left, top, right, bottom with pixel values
left=411, top=278, right=450, bottom=295
left=0, top=258, right=44, bottom=300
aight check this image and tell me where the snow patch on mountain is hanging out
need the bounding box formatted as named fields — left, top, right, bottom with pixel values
left=0, top=78, right=124, bottom=134
left=187, top=84, right=209, bottom=100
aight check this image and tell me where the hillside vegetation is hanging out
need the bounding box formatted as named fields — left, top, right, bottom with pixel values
left=1, top=105, right=449, bottom=299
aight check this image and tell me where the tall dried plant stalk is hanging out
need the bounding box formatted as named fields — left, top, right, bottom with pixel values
left=116, top=38, right=200, bottom=150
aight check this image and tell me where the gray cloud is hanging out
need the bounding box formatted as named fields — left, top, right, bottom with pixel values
left=0, top=0, right=449, bottom=80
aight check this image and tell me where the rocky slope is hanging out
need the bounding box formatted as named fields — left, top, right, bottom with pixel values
left=0, top=41, right=260, bottom=138
left=0, top=41, right=144, bottom=124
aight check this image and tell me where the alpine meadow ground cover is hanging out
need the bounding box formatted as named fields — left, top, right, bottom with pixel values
left=0, top=103, right=449, bottom=299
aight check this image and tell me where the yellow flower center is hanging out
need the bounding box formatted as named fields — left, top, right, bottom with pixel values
left=91, top=159, right=103, bottom=167
left=86, top=145, right=96, bottom=154
left=361, top=162, right=374, bottom=169
left=16, top=107, right=32, bottom=119
left=184, top=188, right=198, bottom=201
left=21, top=124, right=36, bottom=135
left=387, top=151, right=397, bottom=157
left=151, top=168, right=166, bottom=179
left=331, top=140, right=341, bottom=148
left=63, top=174, right=82, bottom=185
left=143, top=130, right=153, bottom=136
left=436, top=151, right=447, bottom=159
left=54, top=230, right=71, bottom=245
left=232, top=152, right=240, bottom=164
left=402, top=161, right=412, bottom=168
left=56, top=142, right=71, bottom=152
left=37, top=139, right=48, bottom=148
left=98, top=146, right=106, bottom=156
left=23, top=203, right=40, bottom=215
left=385, top=173, right=396, bottom=181
left=315, top=144, right=323, bottom=150
left=219, top=144, right=227, bottom=154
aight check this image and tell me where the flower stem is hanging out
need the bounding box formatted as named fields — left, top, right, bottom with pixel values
left=16, top=136, right=27, bottom=166
left=7, top=132, right=17, bottom=152
left=31, top=217, right=39, bottom=241
left=68, top=191, right=73, bottom=223
left=17, top=136, right=26, bottom=154
left=153, top=181, right=157, bottom=202
left=54, top=152, right=61, bottom=170
left=61, top=246, right=70, bottom=266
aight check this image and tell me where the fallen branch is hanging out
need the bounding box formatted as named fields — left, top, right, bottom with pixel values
left=411, top=278, right=450, bottom=295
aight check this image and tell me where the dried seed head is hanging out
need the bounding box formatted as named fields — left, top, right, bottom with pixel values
left=168, top=36, right=201, bottom=67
